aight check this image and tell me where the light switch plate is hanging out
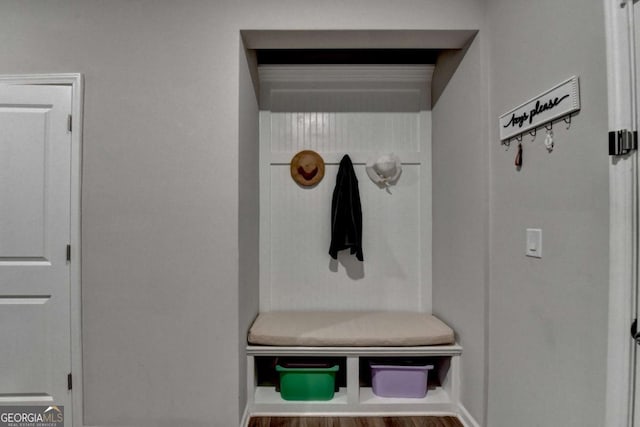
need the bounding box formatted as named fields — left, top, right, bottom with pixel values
left=526, top=228, right=542, bottom=258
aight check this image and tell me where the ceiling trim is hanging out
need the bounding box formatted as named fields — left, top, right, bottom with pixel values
left=241, top=29, right=478, bottom=50
left=259, top=65, right=435, bottom=84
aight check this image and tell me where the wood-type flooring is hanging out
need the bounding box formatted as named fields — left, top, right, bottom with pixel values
left=248, top=416, right=464, bottom=427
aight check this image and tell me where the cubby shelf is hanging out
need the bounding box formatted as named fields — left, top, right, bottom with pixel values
left=255, top=387, right=349, bottom=405
left=246, top=344, right=462, bottom=417
left=359, top=387, right=451, bottom=405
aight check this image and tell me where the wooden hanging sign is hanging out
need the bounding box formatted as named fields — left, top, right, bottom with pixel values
left=499, top=76, right=580, bottom=141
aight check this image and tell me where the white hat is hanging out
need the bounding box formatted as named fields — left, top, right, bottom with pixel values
left=365, top=153, right=402, bottom=186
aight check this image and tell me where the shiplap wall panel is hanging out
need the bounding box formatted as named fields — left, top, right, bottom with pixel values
left=269, top=89, right=425, bottom=112
left=258, top=66, right=432, bottom=313
left=268, top=164, right=422, bottom=311
left=270, top=113, right=420, bottom=154
left=261, top=110, right=431, bottom=312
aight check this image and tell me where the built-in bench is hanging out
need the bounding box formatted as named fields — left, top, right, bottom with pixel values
left=244, top=311, right=463, bottom=420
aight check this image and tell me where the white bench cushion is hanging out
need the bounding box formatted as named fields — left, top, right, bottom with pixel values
left=247, top=311, right=455, bottom=347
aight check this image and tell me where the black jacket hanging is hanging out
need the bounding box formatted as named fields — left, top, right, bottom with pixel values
left=329, top=155, right=363, bottom=261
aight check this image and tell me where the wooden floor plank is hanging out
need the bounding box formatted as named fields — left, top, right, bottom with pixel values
left=247, top=416, right=463, bottom=427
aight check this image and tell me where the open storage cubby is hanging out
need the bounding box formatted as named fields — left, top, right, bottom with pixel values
left=255, top=356, right=348, bottom=392
left=246, top=344, right=462, bottom=416
left=358, top=356, right=452, bottom=407
left=358, top=356, right=449, bottom=389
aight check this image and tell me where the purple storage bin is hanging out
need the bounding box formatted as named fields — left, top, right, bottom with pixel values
left=370, top=362, right=434, bottom=398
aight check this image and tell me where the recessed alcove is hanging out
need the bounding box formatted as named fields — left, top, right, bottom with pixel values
left=239, top=29, right=477, bottom=311
left=238, top=28, right=484, bottom=423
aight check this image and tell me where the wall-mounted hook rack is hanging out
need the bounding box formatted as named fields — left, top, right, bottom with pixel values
left=498, top=75, right=580, bottom=160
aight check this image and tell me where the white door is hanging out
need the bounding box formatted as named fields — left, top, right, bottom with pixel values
left=633, top=2, right=640, bottom=424
left=604, top=0, right=640, bottom=425
left=0, top=84, right=73, bottom=425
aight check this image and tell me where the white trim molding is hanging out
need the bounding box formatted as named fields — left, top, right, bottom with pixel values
left=240, top=404, right=250, bottom=427
left=0, top=73, right=84, bottom=427
left=258, top=65, right=435, bottom=83
left=458, top=403, right=482, bottom=427
left=604, top=1, right=637, bottom=426
left=258, top=65, right=434, bottom=112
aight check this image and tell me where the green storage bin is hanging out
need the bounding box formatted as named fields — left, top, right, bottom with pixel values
left=275, top=364, right=339, bottom=401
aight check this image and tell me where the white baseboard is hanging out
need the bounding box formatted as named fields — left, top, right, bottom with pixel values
left=458, top=403, right=482, bottom=427
left=240, top=405, right=250, bottom=427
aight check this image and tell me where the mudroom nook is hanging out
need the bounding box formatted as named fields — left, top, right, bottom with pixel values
left=240, top=34, right=477, bottom=425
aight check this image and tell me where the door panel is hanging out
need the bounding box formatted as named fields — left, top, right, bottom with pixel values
left=0, top=85, right=72, bottom=423
left=0, top=107, right=50, bottom=259
left=0, top=297, right=54, bottom=396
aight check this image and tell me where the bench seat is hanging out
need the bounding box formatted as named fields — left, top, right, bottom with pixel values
left=247, top=311, right=455, bottom=347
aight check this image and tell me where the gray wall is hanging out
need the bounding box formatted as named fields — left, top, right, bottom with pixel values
left=0, top=1, right=486, bottom=426
left=0, top=2, right=244, bottom=425
left=238, top=43, right=260, bottom=423
left=432, top=35, right=489, bottom=425
left=0, top=1, right=611, bottom=426
left=486, top=0, right=610, bottom=426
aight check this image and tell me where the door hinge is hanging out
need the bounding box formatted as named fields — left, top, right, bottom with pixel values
left=631, top=319, right=640, bottom=345
left=609, top=130, right=637, bottom=156
left=67, top=373, right=72, bottom=390
left=67, top=115, right=72, bottom=132
left=66, top=245, right=71, bottom=262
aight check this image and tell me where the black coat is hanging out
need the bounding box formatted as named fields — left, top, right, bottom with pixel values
left=329, top=155, right=363, bottom=261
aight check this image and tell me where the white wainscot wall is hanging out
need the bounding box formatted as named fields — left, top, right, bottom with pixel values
left=260, top=109, right=432, bottom=312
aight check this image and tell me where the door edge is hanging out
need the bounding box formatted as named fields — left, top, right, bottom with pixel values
left=604, top=1, right=637, bottom=427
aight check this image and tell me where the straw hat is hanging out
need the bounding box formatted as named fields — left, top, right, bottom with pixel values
left=366, top=153, right=402, bottom=186
left=290, top=150, right=325, bottom=186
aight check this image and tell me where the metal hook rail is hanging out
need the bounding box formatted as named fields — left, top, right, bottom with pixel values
left=501, top=112, right=574, bottom=150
